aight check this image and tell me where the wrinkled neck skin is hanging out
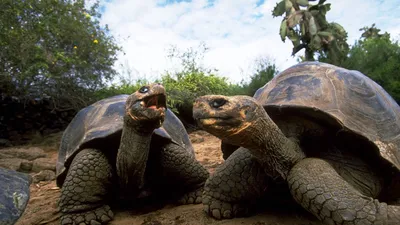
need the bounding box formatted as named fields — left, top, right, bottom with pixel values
left=116, top=116, right=157, bottom=197
left=226, top=111, right=305, bottom=180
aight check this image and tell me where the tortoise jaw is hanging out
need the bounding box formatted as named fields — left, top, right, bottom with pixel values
left=196, top=116, right=246, bottom=138
left=141, top=94, right=167, bottom=110
left=196, top=116, right=235, bottom=127
left=127, top=94, right=166, bottom=125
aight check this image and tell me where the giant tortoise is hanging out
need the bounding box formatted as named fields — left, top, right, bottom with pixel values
left=56, top=83, right=209, bottom=225
left=193, top=62, right=400, bottom=224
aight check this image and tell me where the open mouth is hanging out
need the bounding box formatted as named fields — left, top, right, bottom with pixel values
left=142, top=94, right=167, bottom=109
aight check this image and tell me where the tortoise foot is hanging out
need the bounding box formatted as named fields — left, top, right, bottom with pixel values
left=202, top=194, right=249, bottom=220
left=388, top=205, right=400, bottom=224
left=177, top=187, right=203, bottom=205
left=60, top=205, right=114, bottom=225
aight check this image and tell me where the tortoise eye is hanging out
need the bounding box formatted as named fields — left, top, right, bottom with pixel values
left=139, top=86, right=149, bottom=93
left=210, top=98, right=227, bottom=108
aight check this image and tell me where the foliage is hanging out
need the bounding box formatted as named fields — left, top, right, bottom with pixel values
left=160, top=44, right=231, bottom=118
left=360, top=23, right=388, bottom=39
left=94, top=65, right=149, bottom=100
left=272, top=0, right=349, bottom=64
left=338, top=25, right=400, bottom=102
left=94, top=78, right=148, bottom=100
left=239, top=57, right=278, bottom=96
left=161, top=71, right=230, bottom=112
left=0, top=0, right=121, bottom=110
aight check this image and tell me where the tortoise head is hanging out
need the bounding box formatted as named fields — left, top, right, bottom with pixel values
left=193, top=95, right=266, bottom=144
left=125, top=83, right=167, bottom=130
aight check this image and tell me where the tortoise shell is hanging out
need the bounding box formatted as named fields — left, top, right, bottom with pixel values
left=56, top=94, right=193, bottom=187
left=254, top=62, right=400, bottom=193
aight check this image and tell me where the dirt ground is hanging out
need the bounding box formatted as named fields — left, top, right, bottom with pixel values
left=15, top=130, right=321, bottom=225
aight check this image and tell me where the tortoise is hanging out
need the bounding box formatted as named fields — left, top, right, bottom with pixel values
left=56, top=83, right=209, bottom=225
left=193, top=62, right=400, bottom=224
left=0, top=167, right=31, bottom=225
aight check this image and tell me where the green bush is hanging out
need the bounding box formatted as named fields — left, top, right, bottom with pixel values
left=0, top=0, right=121, bottom=110
left=239, top=58, right=278, bottom=96
left=161, top=71, right=231, bottom=114
left=94, top=78, right=149, bottom=100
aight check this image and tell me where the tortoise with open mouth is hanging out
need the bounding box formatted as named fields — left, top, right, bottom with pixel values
left=56, top=83, right=209, bottom=224
left=193, top=62, right=400, bottom=224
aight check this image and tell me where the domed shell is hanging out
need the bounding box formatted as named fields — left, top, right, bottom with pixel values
left=254, top=62, right=400, bottom=174
left=56, top=94, right=193, bottom=186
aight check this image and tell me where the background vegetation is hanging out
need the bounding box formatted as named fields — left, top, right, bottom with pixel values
left=0, top=0, right=121, bottom=111
left=0, top=0, right=399, bottom=143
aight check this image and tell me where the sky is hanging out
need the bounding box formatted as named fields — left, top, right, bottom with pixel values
left=96, top=0, right=400, bottom=83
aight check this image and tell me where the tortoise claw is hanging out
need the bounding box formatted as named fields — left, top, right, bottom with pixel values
left=60, top=205, right=113, bottom=225
left=177, top=187, right=203, bottom=205
left=202, top=194, right=249, bottom=220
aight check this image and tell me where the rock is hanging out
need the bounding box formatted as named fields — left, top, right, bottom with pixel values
left=191, top=136, right=205, bottom=143
left=0, top=167, right=31, bottom=225
left=20, top=161, right=33, bottom=172
left=0, top=147, right=46, bottom=161
left=0, top=158, right=30, bottom=171
left=31, top=158, right=56, bottom=172
left=0, top=139, right=12, bottom=147
left=32, top=170, right=56, bottom=183
left=0, top=152, right=13, bottom=159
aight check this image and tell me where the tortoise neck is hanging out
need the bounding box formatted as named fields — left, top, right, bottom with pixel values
left=116, top=121, right=153, bottom=197
left=235, top=110, right=305, bottom=180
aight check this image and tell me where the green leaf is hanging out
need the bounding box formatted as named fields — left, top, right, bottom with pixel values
left=314, top=13, right=329, bottom=28
left=331, top=22, right=346, bottom=35
left=318, top=0, right=327, bottom=4
left=318, top=31, right=332, bottom=37
left=296, top=0, right=309, bottom=7
left=280, top=19, right=288, bottom=41
left=308, top=16, right=317, bottom=36
left=301, top=23, right=306, bottom=35
left=285, top=0, right=293, bottom=12
left=318, top=31, right=334, bottom=42
left=310, top=35, right=322, bottom=49
left=272, top=1, right=286, bottom=17
left=288, top=30, right=300, bottom=47
left=287, top=11, right=303, bottom=28
left=310, top=9, right=319, bottom=16
left=319, top=3, right=331, bottom=15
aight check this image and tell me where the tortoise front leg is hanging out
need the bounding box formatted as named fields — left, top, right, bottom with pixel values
left=288, top=157, right=400, bottom=225
left=153, top=142, right=210, bottom=204
left=59, top=149, right=114, bottom=225
left=202, top=147, right=272, bottom=220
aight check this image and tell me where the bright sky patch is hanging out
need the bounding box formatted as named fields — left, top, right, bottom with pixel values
left=98, top=0, right=400, bottom=83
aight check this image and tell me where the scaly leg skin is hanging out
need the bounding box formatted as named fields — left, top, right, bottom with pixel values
left=288, top=157, right=400, bottom=225
left=155, top=142, right=210, bottom=205
left=203, top=147, right=270, bottom=220
left=59, top=149, right=114, bottom=225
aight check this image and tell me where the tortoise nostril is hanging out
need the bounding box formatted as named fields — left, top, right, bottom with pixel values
left=210, top=98, right=227, bottom=109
